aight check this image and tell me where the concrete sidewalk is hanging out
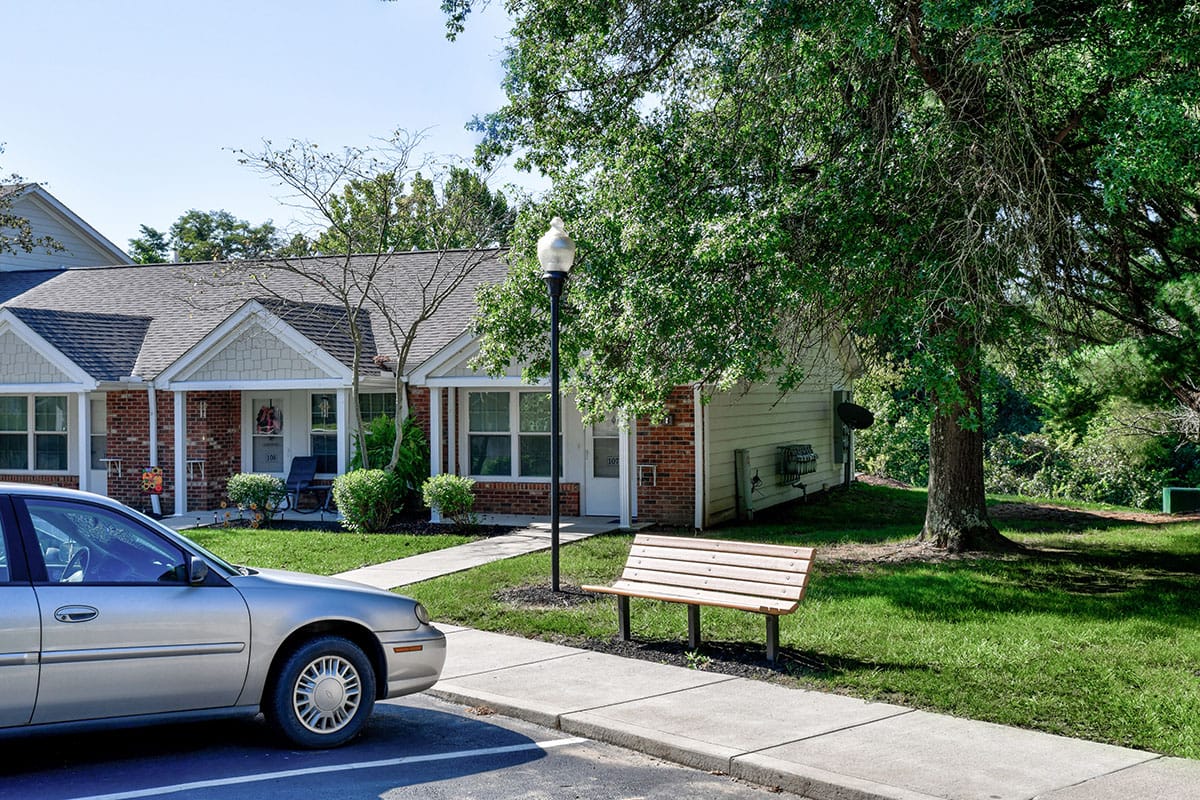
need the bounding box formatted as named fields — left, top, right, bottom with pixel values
left=428, top=626, right=1199, bottom=800
left=326, top=526, right=1198, bottom=798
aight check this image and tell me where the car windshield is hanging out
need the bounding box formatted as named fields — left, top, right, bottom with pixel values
left=170, top=529, right=243, bottom=576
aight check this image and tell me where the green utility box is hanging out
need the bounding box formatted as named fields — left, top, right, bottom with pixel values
left=1162, top=487, right=1200, bottom=514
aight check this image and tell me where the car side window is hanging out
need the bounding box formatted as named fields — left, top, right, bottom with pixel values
left=25, top=499, right=187, bottom=584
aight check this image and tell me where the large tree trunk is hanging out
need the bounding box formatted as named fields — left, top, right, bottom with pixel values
left=919, top=331, right=1018, bottom=553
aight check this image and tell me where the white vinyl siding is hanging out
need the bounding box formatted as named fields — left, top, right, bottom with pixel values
left=704, top=384, right=843, bottom=526
left=0, top=194, right=127, bottom=271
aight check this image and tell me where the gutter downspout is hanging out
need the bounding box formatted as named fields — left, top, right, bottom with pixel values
left=147, top=383, right=161, bottom=517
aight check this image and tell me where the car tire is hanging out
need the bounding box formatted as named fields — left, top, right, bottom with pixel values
left=266, top=636, right=377, bottom=749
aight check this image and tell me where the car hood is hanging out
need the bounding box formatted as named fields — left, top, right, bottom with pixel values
left=230, top=567, right=398, bottom=598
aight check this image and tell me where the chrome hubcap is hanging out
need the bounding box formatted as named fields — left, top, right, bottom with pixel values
left=292, top=655, right=362, bottom=734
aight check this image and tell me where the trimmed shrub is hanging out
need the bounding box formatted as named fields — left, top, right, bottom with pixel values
left=333, top=469, right=401, bottom=533
left=226, top=473, right=286, bottom=528
left=422, top=474, right=477, bottom=527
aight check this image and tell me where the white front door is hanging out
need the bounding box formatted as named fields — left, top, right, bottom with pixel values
left=249, top=395, right=287, bottom=476
left=88, top=397, right=107, bottom=496
left=584, top=418, right=621, bottom=516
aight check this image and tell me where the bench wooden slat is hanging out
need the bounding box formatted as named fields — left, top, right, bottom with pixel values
left=583, top=580, right=799, bottom=614
left=618, top=567, right=804, bottom=602
left=624, top=555, right=810, bottom=587
left=585, top=535, right=816, bottom=663
left=626, top=549, right=812, bottom=578
left=633, top=533, right=815, bottom=561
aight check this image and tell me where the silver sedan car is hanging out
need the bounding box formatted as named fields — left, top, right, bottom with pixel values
left=0, top=484, right=445, bottom=748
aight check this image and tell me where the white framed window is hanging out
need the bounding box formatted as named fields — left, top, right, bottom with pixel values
left=310, top=392, right=338, bottom=474
left=467, top=390, right=557, bottom=479
left=358, top=392, right=397, bottom=423
left=0, top=395, right=69, bottom=472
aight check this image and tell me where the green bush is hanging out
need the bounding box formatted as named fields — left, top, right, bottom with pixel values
left=984, top=426, right=1174, bottom=509
left=332, top=469, right=401, bottom=533
left=351, top=413, right=429, bottom=508
left=226, top=473, right=286, bottom=528
left=422, top=474, right=477, bottom=527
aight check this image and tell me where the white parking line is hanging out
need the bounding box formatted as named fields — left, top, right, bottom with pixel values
left=63, top=737, right=589, bottom=800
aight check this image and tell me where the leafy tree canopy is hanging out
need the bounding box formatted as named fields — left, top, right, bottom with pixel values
left=314, top=165, right=513, bottom=254
left=448, top=0, right=1200, bottom=549
left=129, top=209, right=282, bottom=263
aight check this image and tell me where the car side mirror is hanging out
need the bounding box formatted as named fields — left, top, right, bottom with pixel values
left=188, top=556, right=210, bottom=585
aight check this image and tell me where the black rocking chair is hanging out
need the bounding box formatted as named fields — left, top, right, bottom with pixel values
left=279, top=456, right=330, bottom=514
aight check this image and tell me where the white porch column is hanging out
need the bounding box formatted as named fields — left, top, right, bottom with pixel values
left=336, top=389, right=349, bottom=475
left=76, top=392, right=90, bottom=493
left=446, top=388, right=457, bottom=475
left=429, top=387, right=442, bottom=523
left=174, top=391, right=187, bottom=516
left=618, top=415, right=632, bottom=530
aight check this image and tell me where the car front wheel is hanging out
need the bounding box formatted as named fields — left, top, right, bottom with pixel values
left=267, top=636, right=377, bottom=748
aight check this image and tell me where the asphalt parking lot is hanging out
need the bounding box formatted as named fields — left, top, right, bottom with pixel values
left=0, top=694, right=786, bottom=800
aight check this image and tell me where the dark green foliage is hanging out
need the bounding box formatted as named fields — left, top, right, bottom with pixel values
left=332, top=469, right=401, bottom=533
left=127, top=225, right=169, bottom=264
left=444, top=0, right=1200, bottom=549
left=421, top=473, right=478, bottom=527
left=350, top=414, right=429, bottom=507
left=225, top=473, right=287, bottom=528
left=313, top=167, right=513, bottom=255
left=129, top=209, right=282, bottom=262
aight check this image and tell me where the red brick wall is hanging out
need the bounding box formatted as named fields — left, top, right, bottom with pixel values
left=473, top=481, right=580, bottom=516
left=106, top=389, right=176, bottom=513
left=2, top=474, right=79, bottom=489
left=183, top=391, right=241, bottom=510
left=408, top=386, right=431, bottom=447
left=635, top=387, right=696, bottom=527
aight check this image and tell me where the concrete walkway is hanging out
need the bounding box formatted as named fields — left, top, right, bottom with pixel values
left=337, top=515, right=629, bottom=589
left=329, top=524, right=1200, bottom=798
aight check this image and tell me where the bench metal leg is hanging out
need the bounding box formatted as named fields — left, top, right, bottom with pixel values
left=766, top=615, right=779, bottom=663
left=617, top=596, right=631, bottom=641
left=687, top=604, right=701, bottom=650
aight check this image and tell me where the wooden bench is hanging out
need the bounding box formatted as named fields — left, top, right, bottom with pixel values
left=582, top=534, right=815, bottom=663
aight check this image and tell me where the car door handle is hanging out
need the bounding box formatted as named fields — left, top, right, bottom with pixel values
left=54, top=605, right=99, bottom=623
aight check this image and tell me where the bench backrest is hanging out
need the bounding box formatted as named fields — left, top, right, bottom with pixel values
left=621, top=533, right=815, bottom=610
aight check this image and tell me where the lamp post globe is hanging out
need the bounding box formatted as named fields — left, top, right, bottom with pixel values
left=537, top=217, right=575, bottom=593
left=537, top=216, right=576, bottom=278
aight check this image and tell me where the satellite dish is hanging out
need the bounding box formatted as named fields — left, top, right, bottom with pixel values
left=837, top=402, right=875, bottom=430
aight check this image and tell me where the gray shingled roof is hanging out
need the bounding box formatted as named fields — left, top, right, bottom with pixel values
left=256, top=297, right=381, bottom=375
left=7, top=307, right=151, bottom=381
left=1, top=250, right=508, bottom=381
left=0, top=269, right=60, bottom=304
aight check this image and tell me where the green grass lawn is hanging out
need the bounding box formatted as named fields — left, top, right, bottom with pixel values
left=187, top=526, right=474, bottom=575
left=401, top=483, right=1200, bottom=759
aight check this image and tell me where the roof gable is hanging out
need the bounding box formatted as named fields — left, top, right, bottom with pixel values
left=255, top=297, right=380, bottom=374
left=0, top=309, right=98, bottom=390
left=1, top=184, right=133, bottom=271
left=7, top=308, right=150, bottom=381
left=155, top=300, right=354, bottom=389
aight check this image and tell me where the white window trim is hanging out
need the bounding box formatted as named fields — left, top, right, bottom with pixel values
left=0, top=394, right=71, bottom=475
left=464, top=389, right=556, bottom=482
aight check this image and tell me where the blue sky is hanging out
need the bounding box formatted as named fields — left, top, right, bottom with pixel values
left=3, top=1, right=542, bottom=252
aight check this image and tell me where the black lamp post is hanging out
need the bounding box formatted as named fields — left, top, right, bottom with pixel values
left=537, top=217, right=576, bottom=593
